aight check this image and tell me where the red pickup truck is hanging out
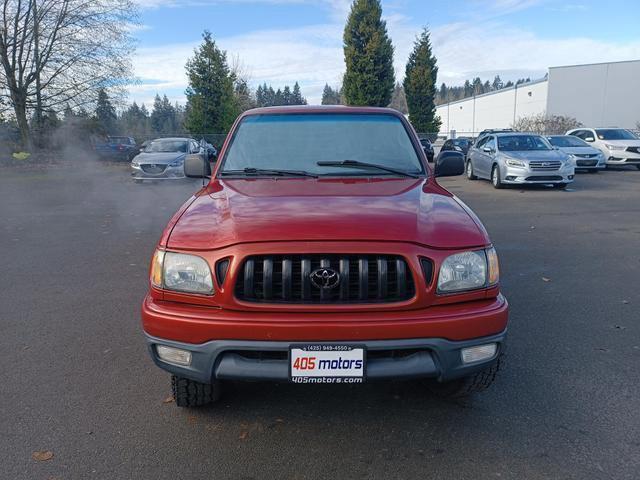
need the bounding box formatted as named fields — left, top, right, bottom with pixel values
left=142, top=106, right=508, bottom=407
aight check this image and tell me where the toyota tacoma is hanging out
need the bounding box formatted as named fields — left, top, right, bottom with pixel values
left=142, top=106, right=508, bottom=407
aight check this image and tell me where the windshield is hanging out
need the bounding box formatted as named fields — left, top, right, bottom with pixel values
left=497, top=135, right=552, bottom=151
left=220, top=113, right=424, bottom=176
left=548, top=136, right=589, bottom=148
left=145, top=140, right=188, bottom=153
left=453, top=139, right=470, bottom=147
left=595, top=129, right=637, bottom=140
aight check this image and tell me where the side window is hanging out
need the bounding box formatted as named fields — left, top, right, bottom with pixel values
left=190, top=141, right=198, bottom=152
left=485, top=137, right=496, bottom=151
left=475, top=136, right=489, bottom=149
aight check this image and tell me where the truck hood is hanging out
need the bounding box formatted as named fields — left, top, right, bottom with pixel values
left=166, top=178, right=489, bottom=250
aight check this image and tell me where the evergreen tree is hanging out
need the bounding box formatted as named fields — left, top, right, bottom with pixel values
left=403, top=28, right=440, bottom=133
left=463, top=80, right=472, bottom=97
left=492, top=75, right=503, bottom=91
left=321, top=84, right=341, bottom=105
left=439, top=82, right=447, bottom=102
left=292, top=82, right=307, bottom=105
left=184, top=31, right=237, bottom=133
left=342, top=0, right=395, bottom=106
left=388, top=83, right=408, bottom=114
left=95, top=88, right=117, bottom=133
left=504, top=80, right=514, bottom=88
left=234, top=78, right=255, bottom=112
left=256, top=85, right=265, bottom=107
left=282, top=86, right=292, bottom=105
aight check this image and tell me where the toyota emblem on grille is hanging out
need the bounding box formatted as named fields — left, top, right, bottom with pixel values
left=310, top=268, right=340, bottom=289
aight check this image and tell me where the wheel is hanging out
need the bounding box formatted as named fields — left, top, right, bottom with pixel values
left=426, top=355, right=503, bottom=399
left=554, top=183, right=568, bottom=189
left=171, top=375, right=221, bottom=407
left=491, top=165, right=503, bottom=189
left=466, top=160, right=478, bottom=180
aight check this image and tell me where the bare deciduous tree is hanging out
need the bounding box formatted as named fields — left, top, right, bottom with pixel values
left=512, top=113, right=582, bottom=135
left=0, top=0, right=138, bottom=147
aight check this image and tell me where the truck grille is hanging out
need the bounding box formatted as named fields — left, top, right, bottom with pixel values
left=235, top=255, right=416, bottom=304
left=529, top=161, right=561, bottom=171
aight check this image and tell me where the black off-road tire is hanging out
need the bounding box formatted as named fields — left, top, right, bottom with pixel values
left=171, top=375, right=221, bottom=407
left=426, top=354, right=503, bottom=399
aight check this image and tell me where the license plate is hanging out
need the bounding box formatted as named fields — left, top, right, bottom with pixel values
left=290, top=345, right=365, bottom=383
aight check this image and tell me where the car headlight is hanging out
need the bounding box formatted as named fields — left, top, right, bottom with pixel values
left=169, top=158, right=184, bottom=167
left=131, top=161, right=139, bottom=167
left=505, top=158, right=525, bottom=168
left=567, top=154, right=577, bottom=166
left=437, top=247, right=499, bottom=293
left=150, top=250, right=214, bottom=295
left=605, top=144, right=625, bottom=151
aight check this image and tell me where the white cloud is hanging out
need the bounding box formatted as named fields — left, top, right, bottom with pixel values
left=129, top=2, right=640, bottom=106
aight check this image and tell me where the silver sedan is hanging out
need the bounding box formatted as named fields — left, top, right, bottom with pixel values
left=131, top=138, right=204, bottom=182
left=466, top=133, right=575, bottom=189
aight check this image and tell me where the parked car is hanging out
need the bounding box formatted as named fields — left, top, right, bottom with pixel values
left=142, top=106, right=508, bottom=407
left=546, top=135, right=606, bottom=172
left=566, top=128, right=640, bottom=170
left=419, top=138, right=434, bottom=162
left=441, top=137, right=473, bottom=158
left=131, top=137, right=204, bottom=182
left=466, top=133, right=574, bottom=189
left=94, top=136, right=137, bottom=161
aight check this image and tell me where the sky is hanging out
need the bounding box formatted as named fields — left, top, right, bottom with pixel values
left=130, top=0, right=640, bottom=107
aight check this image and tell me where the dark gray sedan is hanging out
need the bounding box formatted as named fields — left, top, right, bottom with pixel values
left=131, top=137, right=203, bottom=182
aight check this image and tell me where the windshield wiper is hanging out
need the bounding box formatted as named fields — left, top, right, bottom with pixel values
left=220, top=168, right=318, bottom=178
left=316, top=160, right=419, bottom=178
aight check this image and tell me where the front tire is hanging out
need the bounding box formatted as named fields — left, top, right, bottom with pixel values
left=491, top=165, right=503, bottom=189
left=466, top=160, right=478, bottom=180
left=426, top=355, right=503, bottom=399
left=171, top=375, right=221, bottom=407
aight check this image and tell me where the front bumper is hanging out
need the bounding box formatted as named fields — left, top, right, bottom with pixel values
left=501, top=162, right=574, bottom=184
left=605, top=151, right=640, bottom=165
left=145, top=330, right=507, bottom=384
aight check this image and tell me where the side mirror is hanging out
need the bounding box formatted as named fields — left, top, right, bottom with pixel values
left=435, top=151, right=465, bottom=177
left=483, top=146, right=493, bottom=153
left=184, top=154, right=211, bottom=178
left=585, top=137, right=595, bottom=142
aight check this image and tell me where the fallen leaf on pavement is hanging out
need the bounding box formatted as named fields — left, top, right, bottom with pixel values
left=32, top=451, right=54, bottom=462
left=239, top=431, right=249, bottom=440
left=163, top=396, right=174, bottom=403
left=542, top=277, right=551, bottom=282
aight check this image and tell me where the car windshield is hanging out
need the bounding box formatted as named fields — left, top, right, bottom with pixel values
left=146, top=140, right=188, bottom=153
left=497, top=135, right=552, bottom=151
left=548, top=136, right=589, bottom=148
left=110, top=137, right=131, bottom=144
left=453, top=139, right=470, bottom=147
left=595, top=129, right=637, bottom=140
left=220, top=113, right=424, bottom=176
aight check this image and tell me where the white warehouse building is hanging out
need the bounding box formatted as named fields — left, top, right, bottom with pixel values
left=435, top=59, right=640, bottom=136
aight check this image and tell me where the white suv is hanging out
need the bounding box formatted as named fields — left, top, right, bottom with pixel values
left=566, top=128, right=640, bottom=170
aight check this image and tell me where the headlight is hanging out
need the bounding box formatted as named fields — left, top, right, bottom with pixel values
left=567, top=154, right=577, bottom=166
left=437, top=247, right=499, bottom=293
left=505, top=158, right=525, bottom=167
left=605, top=144, right=625, bottom=151
left=150, top=250, right=214, bottom=295
left=131, top=161, right=139, bottom=167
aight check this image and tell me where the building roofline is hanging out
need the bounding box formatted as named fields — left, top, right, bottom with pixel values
left=436, top=77, right=548, bottom=108
left=549, top=59, right=640, bottom=70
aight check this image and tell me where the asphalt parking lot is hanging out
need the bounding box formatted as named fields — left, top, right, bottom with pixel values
left=1, top=162, right=639, bottom=479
